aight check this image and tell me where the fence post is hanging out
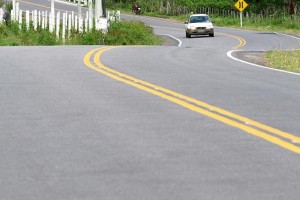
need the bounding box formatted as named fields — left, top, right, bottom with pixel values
left=85, top=11, right=88, bottom=32
left=18, top=10, right=22, bottom=29
left=62, top=12, right=66, bottom=40
left=33, top=10, right=37, bottom=30
left=68, top=13, right=71, bottom=38
left=50, top=0, right=55, bottom=33
left=26, top=10, right=30, bottom=30
left=75, top=15, right=78, bottom=31
left=56, top=11, right=60, bottom=38
left=45, top=10, right=48, bottom=29
left=31, top=10, right=34, bottom=27
left=0, top=8, right=3, bottom=23
left=38, top=11, right=41, bottom=27
left=42, top=11, right=45, bottom=29
left=71, top=11, right=74, bottom=28
left=12, top=0, right=16, bottom=21
left=79, top=16, right=83, bottom=33
left=88, top=0, right=93, bottom=31
left=16, top=2, right=19, bottom=22
left=116, top=11, right=121, bottom=22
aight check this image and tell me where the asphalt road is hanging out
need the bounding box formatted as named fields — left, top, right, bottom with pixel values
left=1, top=1, right=300, bottom=200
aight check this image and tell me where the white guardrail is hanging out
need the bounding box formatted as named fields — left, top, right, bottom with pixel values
left=0, top=0, right=120, bottom=41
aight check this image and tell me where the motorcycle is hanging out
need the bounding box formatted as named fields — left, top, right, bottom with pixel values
left=132, top=5, right=142, bottom=15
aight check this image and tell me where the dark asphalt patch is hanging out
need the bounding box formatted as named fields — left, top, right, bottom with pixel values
left=235, top=51, right=267, bottom=66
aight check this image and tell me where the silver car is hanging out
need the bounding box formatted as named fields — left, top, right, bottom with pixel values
left=185, top=14, right=214, bottom=38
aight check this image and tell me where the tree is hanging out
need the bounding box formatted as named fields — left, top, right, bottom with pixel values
left=285, top=0, right=297, bottom=14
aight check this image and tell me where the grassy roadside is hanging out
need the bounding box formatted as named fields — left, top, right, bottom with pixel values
left=0, top=20, right=162, bottom=46
left=263, top=50, right=300, bottom=73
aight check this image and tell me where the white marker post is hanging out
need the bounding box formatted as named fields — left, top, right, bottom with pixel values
left=56, top=11, right=60, bottom=38
left=88, top=0, right=93, bottom=31
left=50, top=0, right=55, bottom=33
left=12, top=0, right=16, bottom=21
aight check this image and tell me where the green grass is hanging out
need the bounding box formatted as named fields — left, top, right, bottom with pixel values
left=104, top=20, right=162, bottom=45
left=263, top=50, right=300, bottom=73
left=0, top=22, right=60, bottom=46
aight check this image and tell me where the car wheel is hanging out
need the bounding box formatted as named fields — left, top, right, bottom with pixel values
left=186, top=32, right=191, bottom=38
left=209, top=33, right=214, bottom=37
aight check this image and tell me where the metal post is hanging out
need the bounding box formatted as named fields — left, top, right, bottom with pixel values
left=240, top=11, right=243, bottom=27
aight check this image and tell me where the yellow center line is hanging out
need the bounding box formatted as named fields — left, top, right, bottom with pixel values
left=219, top=32, right=247, bottom=49
left=83, top=47, right=300, bottom=154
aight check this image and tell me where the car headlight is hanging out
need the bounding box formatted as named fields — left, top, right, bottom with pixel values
left=188, top=25, right=196, bottom=30
left=207, top=25, right=214, bottom=29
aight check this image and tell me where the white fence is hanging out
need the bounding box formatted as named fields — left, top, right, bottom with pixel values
left=0, top=0, right=120, bottom=41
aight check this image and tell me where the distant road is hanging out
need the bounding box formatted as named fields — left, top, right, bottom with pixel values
left=18, top=0, right=88, bottom=13
left=1, top=1, right=300, bottom=200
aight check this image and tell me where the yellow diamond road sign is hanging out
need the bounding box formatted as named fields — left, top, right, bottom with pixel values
left=235, top=0, right=248, bottom=12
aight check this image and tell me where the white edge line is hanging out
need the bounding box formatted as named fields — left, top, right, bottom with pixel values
left=275, top=32, right=300, bottom=40
left=157, top=33, right=182, bottom=47
left=227, top=50, right=300, bottom=76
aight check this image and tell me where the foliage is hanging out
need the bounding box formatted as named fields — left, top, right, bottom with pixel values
left=264, top=50, right=300, bottom=73
left=107, top=0, right=300, bottom=15
left=0, top=20, right=162, bottom=46
left=0, top=22, right=59, bottom=46
left=105, top=20, right=162, bottom=45
left=0, top=0, right=12, bottom=10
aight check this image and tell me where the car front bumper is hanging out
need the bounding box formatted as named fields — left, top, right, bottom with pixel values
left=186, top=28, right=214, bottom=35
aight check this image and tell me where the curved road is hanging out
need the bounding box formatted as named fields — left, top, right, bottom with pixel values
left=1, top=1, right=300, bottom=199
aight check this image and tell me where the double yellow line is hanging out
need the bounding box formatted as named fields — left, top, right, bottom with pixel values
left=219, top=32, right=247, bottom=49
left=84, top=47, right=300, bottom=154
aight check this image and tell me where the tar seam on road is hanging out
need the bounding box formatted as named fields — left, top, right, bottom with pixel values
left=84, top=47, right=300, bottom=154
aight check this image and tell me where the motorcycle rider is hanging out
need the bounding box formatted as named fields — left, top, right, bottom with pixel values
left=1, top=5, right=9, bottom=25
left=132, top=2, right=141, bottom=15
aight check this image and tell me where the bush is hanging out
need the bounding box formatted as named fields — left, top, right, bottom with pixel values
left=0, top=19, right=161, bottom=46
left=106, top=20, right=162, bottom=45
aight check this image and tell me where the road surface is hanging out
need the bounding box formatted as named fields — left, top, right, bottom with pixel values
left=1, top=1, right=300, bottom=199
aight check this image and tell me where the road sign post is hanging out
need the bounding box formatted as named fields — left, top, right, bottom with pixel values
left=234, top=0, right=248, bottom=27
left=240, top=11, right=243, bottom=27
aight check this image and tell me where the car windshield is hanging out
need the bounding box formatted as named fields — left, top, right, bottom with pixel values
left=189, top=16, right=210, bottom=23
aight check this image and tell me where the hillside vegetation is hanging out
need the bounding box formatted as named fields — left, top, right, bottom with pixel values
left=108, top=0, right=299, bottom=16
left=109, top=0, right=300, bottom=33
